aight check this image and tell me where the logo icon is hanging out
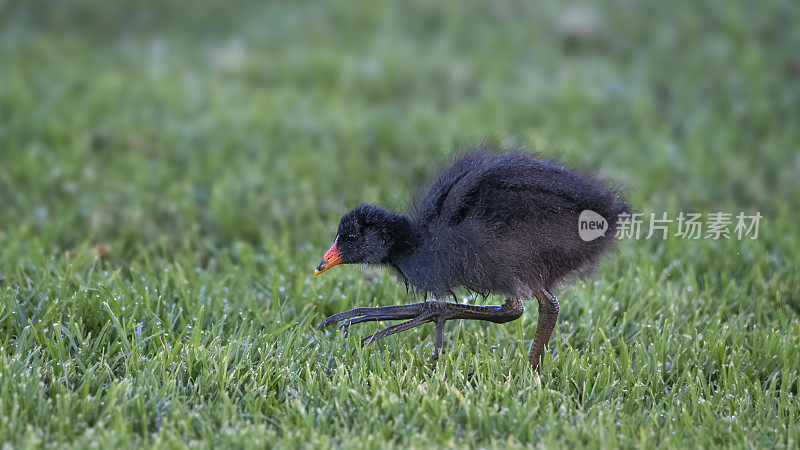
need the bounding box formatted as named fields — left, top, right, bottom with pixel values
left=578, top=210, right=608, bottom=241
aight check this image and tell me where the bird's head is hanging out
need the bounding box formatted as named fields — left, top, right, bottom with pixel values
left=315, top=204, right=414, bottom=276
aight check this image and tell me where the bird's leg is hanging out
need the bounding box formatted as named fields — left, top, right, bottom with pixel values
left=427, top=297, right=524, bottom=323
left=319, top=297, right=524, bottom=360
left=529, top=289, right=559, bottom=373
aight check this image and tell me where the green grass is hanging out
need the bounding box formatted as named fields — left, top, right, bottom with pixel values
left=1, top=0, right=799, bottom=447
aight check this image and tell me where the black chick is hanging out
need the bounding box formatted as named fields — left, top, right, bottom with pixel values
left=315, top=150, right=630, bottom=372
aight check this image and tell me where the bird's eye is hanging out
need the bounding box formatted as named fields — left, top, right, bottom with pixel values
left=347, top=233, right=357, bottom=240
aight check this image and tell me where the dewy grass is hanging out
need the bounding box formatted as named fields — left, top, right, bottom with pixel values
left=1, top=0, right=799, bottom=448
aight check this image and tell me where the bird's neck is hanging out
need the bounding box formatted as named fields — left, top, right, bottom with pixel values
left=385, top=215, right=419, bottom=260
left=381, top=215, right=420, bottom=288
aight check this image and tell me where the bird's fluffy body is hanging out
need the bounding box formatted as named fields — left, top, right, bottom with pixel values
left=387, top=152, right=630, bottom=298
left=318, top=148, right=632, bottom=371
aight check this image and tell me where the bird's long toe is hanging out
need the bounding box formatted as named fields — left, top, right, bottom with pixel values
left=320, top=299, right=525, bottom=362
left=340, top=315, right=404, bottom=329
left=318, top=302, right=427, bottom=328
left=360, top=314, right=434, bottom=347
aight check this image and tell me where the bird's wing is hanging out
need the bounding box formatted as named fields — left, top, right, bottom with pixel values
left=416, top=153, right=606, bottom=228
left=414, top=156, right=476, bottom=224
left=437, top=162, right=588, bottom=228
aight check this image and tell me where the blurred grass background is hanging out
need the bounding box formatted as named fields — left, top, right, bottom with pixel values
left=1, top=0, right=799, bottom=447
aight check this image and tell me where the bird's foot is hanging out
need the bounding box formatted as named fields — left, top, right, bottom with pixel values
left=318, top=298, right=524, bottom=360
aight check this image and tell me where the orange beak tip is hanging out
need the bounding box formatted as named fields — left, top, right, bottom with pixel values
left=314, top=241, right=342, bottom=276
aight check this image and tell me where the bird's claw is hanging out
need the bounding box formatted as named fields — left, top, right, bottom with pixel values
left=318, top=299, right=525, bottom=361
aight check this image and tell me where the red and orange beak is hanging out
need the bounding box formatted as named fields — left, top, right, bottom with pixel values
left=314, top=238, right=342, bottom=276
